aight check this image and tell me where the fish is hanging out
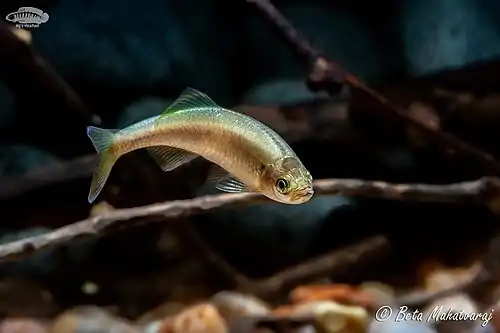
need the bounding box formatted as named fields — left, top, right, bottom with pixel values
left=6, top=7, right=49, bottom=25
left=86, top=87, right=314, bottom=204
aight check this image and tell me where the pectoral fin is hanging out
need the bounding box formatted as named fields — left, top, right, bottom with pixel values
left=206, top=164, right=251, bottom=193
left=147, top=146, right=198, bottom=172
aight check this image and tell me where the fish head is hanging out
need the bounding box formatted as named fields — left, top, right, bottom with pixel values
left=260, top=156, right=314, bottom=204
left=5, top=13, right=17, bottom=22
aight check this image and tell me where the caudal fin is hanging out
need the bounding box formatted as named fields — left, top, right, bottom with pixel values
left=86, top=126, right=118, bottom=204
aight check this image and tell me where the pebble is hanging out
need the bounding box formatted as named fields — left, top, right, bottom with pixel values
left=358, top=282, right=396, bottom=307
left=157, top=303, right=227, bottom=333
left=0, top=318, right=47, bottom=333
left=50, top=306, right=138, bottom=333
left=290, top=284, right=376, bottom=309
left=368, top=320, right=437, bottom=333
left=136, top=302, right=185, bottom=327
left=274, top=300, right=367, bottom=333
left=210, top=291, right=270, bottom=321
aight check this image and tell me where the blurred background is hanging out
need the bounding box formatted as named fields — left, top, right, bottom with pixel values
left=0, top=0, right=499, bottom=332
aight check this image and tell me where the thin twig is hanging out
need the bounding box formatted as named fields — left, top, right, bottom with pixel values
left=246, top=0, right=500, bottom=175
left=0, top=22, right=94, bottom=125
left=185, top=229, right=389, bottom=299
left=314, top=177, right=500, bottom=203
left=184, top=221, right=388, bottom=295
left=0, top=155, right=97, bottom=199
left=183, top=223, right=251, bottom=287
left=185, top=222, right=389, bottom=296
left=0, top=177, right=497, bottom=263
left=242, top=235, right=391, bottom=296
left=395, top=279, right=483, bottom=309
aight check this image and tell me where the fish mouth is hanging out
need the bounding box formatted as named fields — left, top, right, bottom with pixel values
left=292, top=187, right=314, bottom=202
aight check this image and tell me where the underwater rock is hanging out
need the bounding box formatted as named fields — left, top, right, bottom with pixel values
left=0, top=318, right=48, bottom=333
left=358, top=282, right=396, bottom=308
left=51, top=306, right=138, bottom=333
left=33, top=0, right=184, bottom=86
left=211, top=291, right=271, bottom=321
left=242, top=80, right=331, bottom=106
left=116, top=97, right=173, bottom=129
left=399, top=0, right=500, bottom=76
left=135, top=302, right=185, bottom=327
left=243, top=2, right=385, bottom=85
left=272, top=301, right=367, bottom=333
left=0, top=145, right=59, bottom=177
left=155, top=303, right=227, bottom=333
left=289, top=284, right=376, bottom=309
left=32, top=0, right=232, bottom=101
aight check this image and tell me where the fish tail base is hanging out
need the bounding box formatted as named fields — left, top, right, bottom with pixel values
left=87, top=126, right=116, bottom=153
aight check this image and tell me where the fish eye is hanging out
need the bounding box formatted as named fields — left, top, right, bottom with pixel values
left=276, top=178, right=289, bottom=194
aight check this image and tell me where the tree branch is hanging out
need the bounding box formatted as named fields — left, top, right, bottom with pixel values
left=0, top=22, right=94, bottom=126
left=182, top=222, right=252, bottom=287
left=0, top=23, right=92, bottom=124
left=246, top=0, right=500, bottom=175
left=241, top=235, right=391, bottom=296
left=0, top=177, right=498, bottom=263
left=0, top=155, right=97, bottom=199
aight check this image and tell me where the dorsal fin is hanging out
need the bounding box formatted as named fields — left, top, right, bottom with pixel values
left=157, top=87, right=219, bottom=121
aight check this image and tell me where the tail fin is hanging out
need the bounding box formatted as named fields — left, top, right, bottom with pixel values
left=86, top=126, right=118, bottom=204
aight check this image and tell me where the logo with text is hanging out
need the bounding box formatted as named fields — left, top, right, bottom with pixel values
left=375, top=305, right=494, bottom=328
left=5, top=7, right=49, bottom=28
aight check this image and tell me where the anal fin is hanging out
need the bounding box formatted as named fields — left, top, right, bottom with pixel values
left=147, top=146, right=198, bottom=172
